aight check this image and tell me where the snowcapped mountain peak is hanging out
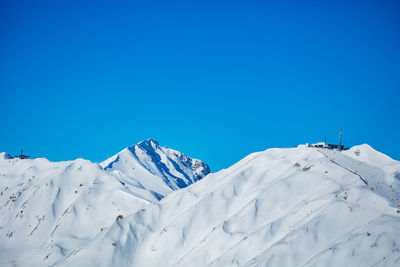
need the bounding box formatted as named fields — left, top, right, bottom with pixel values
left=137, top=138, right=159, bottom=148
left=100, top=139, right=210, bottom=199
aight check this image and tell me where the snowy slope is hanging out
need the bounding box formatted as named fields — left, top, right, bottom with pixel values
left=101, top=139, right=210, bottom=199
left=59, top=145, right=400, bottom=267
left=0, top=157, right=152, bottom=267
left=0, top=140, right=210, bottom=267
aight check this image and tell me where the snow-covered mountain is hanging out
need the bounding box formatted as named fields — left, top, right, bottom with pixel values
left=58, top=144, right=400, bottom=267
left=1, top=143, right=400, bottom=266
left=101, top=139, right=210, bottom=200
left=0, top=139, right=210, bottom=266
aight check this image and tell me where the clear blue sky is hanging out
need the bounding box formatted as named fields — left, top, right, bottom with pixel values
left=1, top=0, right=399, bottom=171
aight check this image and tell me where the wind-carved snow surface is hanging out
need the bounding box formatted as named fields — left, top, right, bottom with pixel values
left=100, top=139, right=210, bottom=200
left=0, top=139, right=210, bottom=267
left=58, top=145, right=400, bottom=267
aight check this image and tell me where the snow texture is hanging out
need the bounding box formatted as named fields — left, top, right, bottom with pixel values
left=0, top=139, right=209, bottom=266
left=1, top=143, right=400, bottom=267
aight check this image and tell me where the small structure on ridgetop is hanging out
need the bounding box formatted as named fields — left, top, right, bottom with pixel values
left=310, top=130, right=345, bottom=150
left=310, top=142, right=327, bottom=149
left=13, top=149, right=30, bottom=159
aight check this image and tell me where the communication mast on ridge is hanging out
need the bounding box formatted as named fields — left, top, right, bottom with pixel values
left=12, top=149, right=30, bottom=159
left=310, top=129, right=345, bottom=150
